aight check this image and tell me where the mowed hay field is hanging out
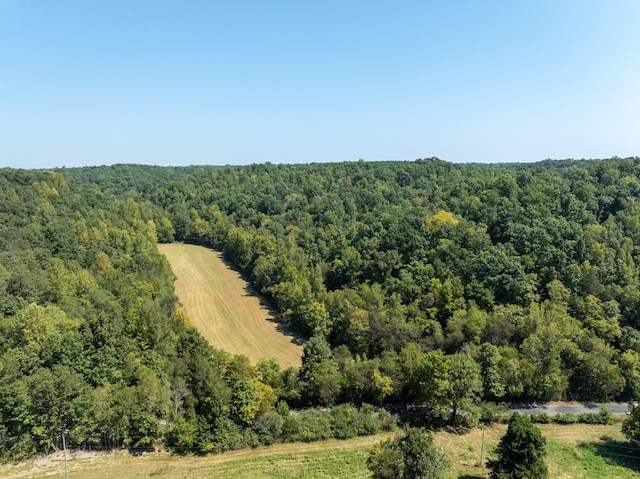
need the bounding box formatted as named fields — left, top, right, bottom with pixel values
left=158, top=243, right=302, bottom=368
left=2, top=424, right=638, bottom=479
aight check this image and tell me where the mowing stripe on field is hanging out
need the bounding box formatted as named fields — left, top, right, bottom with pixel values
left=159, top=243, right=302, bottom=367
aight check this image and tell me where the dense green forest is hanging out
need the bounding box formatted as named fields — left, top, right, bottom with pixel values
left=135, top=157, right=640, bottom=405
left=2, top=157, right=640, bottom=458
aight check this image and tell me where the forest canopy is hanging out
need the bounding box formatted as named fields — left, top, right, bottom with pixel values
left=2, top=157, right=640, bottom=457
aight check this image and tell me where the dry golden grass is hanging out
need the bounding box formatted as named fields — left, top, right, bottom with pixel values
left=0, top=433, right=395, bottom=479
left=158, top=243, right=302, bottom=368
left=2, top=424, right=636, bottom=479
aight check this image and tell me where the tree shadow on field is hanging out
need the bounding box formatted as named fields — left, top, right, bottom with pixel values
left=458, top=475, right=484, bottom=479
left=217, top=252, right=304, bottom=347
left=578, top=436, right=640, bottom=472
left=244, top=282, right=305, bottom=346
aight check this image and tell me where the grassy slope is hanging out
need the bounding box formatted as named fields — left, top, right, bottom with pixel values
left=158, top=243, right=302, bottom=368
left=2, top=425, right=638, bottom=479
left=0, top=435, right=392, bottom=479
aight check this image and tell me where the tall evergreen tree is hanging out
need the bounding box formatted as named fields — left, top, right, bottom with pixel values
left=488, top=413, right=548, bottom=479
left=622, top=402, right=640, bottom=447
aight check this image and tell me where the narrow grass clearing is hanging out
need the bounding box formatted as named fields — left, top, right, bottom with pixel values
left=158, top=243, right=302, bottom=368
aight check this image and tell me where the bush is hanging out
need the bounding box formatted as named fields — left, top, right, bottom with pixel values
left=452, top=403, right=482, bottom=430
left=166, top=416, right=198, bottom=452
left=330, top=405, right=359, bottom=439
left=597, top=406, right=613, bottom=425
left=622, top=403, right=640, bottom=446
left=578, top=406, right=613, bottom=424
left=0, top=434, right=37, bottom=463
left=529, top=413, right=552, bottom=424
left=281, top=413, right=302, bottom=442
left=328, top=404, right=381, bottom=439
left=211, top=417, right=258, bottom=452
left=299, top=410, right=333, bottom=442
left=278, top=404, right=396, bottom=444
left=367, top=427, right=450, bottom=479
left=377, top=408, right=397, bottom=431
left=130, top=413, right=163, bottom=449
left=576, top=409, right=613, bottom=425
left=356, top=404, right=381, bottom=436
left=527, top=407, right=614, bottom=426
left=282, top=410, right=333, bottom=443
left=553, top=413, right=578, bottom=425
left=252, top=410, right=284, bottom=445
left=367, top=438, right=403, bottom=479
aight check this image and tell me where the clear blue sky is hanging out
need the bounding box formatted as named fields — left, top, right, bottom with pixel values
left=1, top=1, right=639, bottom=169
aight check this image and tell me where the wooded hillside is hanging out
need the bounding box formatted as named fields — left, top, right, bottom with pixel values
left=2, top=157, right=640, bottom=458
left=135, top=158, right=640, bottom=405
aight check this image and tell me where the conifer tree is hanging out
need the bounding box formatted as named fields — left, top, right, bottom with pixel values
left=622, top=402, right=640, bottom=447
left=488, top=413, right=548, bottom=479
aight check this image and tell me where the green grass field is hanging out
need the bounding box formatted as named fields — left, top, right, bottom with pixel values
left=2, top=424, right=638, bottom=479
left=158, top=243, right=302, bottom=368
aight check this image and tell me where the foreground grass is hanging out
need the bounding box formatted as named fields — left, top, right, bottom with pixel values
left=0, top=434, right=392, bottom=479
left=445, top=423, right=640, bottom=479
left=3, top=424, right=639, bottom=479
left=158, top=243, right=303, bottom=368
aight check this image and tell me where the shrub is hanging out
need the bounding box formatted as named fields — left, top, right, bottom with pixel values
left=622, top=403, right=640, bottom=446
left=529, top=413, right=552, bottom=424
left=279, top=404, right=395, bottom=444
left=165, top=416, right=198, bottom=452
left=367, top=427, right=450, bottom=479
left=252, top=410, right=284, bottom=445
left=281, top=413, right=301, bottom=442
left=553, top=413, right=578, bottom=425
left=0, top=434, right=37, bottom=463
left=211, top=417, right=258, bottom=452
left=356, top=404, right=381, bottom=436
left=282, top=410, right=333, bottom=443
left=298, top=410, right=333, bottom=442
left=330, top=405, right=359, bottom=439
left=597, top=406, right=613, bottom=425
left=377, top=408, right=397, bottom=431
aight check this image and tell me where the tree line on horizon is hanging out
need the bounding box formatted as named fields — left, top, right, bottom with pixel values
left=2, top=157, right=640, bottom=458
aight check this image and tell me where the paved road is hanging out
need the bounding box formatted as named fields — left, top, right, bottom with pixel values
left=508, top=402, right=630, bottom=415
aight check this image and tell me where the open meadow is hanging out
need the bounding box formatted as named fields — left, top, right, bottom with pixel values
left=1, top=424, right=638, bottom=479
left=158, top=243, right=302, bottom=368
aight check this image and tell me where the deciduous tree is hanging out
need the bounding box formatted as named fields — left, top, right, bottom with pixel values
left=367, top=427, right=450, bottom=479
